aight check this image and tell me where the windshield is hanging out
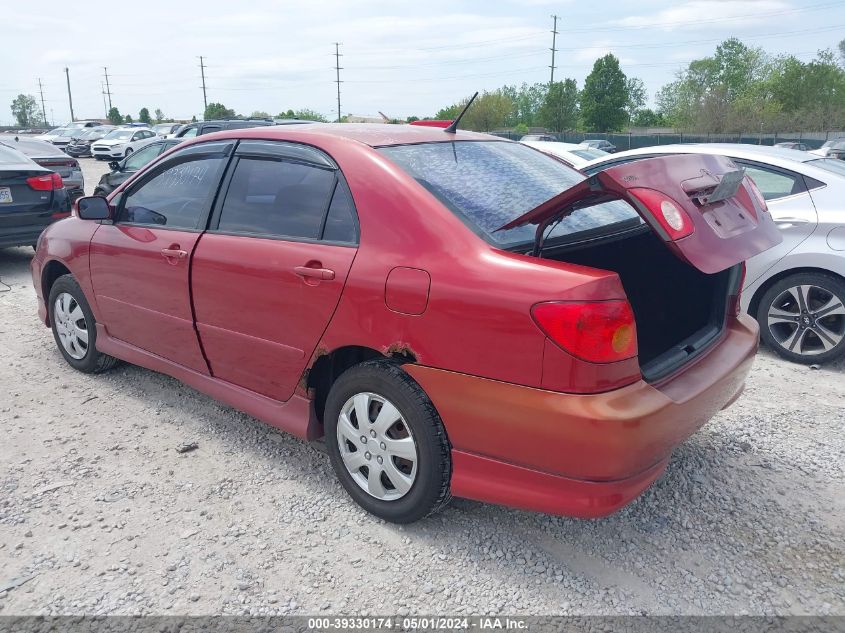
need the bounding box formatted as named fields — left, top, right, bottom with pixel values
left=153, top=124, right=173, bottom=133
left=103, top=130, right=134, bottom=140
left=378, top=141, right=639, bottom=247
left=59, top=129, right=79, bottom=137
left=807, top=158, right=845, bottom=177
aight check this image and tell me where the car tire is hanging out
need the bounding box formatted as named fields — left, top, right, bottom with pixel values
left=124, top=147, right=133, bottom=158
left=324, top=359, right=451, bottom=523
left=48, top=274, right=119, bottom=374
left=756, top=272, right=845, bottom=364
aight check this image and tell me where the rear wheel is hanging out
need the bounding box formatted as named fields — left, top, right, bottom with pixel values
left=48, top=275, right=118, bottom=373
left=324, top=360, right=451, bottom=523
left=124, top=147, right=133, bottom=158
left=757, top=272, right=845, bottom=364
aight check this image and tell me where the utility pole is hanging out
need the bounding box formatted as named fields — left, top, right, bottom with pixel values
left=103, top=67, right=112, bottom=111
left=64, top=67, right=75, bottom=122
left=101, top=82, right=108, bottom=118
left=198, top=56, right=208, bottom=115
left=37, top=78, right=47, bottom=126
left=333, top=43, right=343, bottom=123
left=549, top=14, right=559, bottom=86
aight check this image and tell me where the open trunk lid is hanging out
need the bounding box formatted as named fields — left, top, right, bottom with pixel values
left=498, top=153, right=782, bottom=274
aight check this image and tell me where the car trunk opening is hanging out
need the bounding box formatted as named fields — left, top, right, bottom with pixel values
left=538, top=226, right=737, bottom=381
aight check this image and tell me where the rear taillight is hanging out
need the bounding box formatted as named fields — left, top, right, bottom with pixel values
left=531, top=300, right=638, bottom=363
left=628, top=188, right=694, bottom=240
left=26, top=172, right=63, bottom=191
left=744, top=177, right=768, bottom=214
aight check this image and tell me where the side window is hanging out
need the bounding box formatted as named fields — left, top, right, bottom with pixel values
left=123, top=144, right=161, bottom=171
left=217, top=158, right=335, bottom=239
left=180, top=127, right=198, bottom=138
left=118, top=155, right=226, bottom=229
left=322, top=178, right=358, bottom=243
left=199, top=125, right=221, bottom=136
left=740, top=164, right=803, bottom=200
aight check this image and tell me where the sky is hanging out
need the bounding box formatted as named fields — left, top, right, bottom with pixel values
left=2, top=0, right=843, bottom=125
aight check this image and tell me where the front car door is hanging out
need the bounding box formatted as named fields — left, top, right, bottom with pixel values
left=89, top=140, right=234, bottom=373
left=191, top=140, right=359, bottom=401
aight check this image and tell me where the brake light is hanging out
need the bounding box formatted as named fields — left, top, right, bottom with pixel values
left=627, top=188, right=694, bottom=240
left=26, top=172, right=63, bottom=191
left=531, top=300, right=638, bottom=363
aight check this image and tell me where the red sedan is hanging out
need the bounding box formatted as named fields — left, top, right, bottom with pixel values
left=31, top=124, right=781, bottom=523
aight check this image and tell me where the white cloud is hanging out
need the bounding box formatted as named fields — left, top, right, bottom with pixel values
left=616, top=0, right=791, bottom=30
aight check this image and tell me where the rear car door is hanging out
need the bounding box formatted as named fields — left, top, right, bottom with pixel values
left=191, top=140, right=358, bottom=401
left=89, top=140, right=233, bottom=373
left=731, top=160, right=818, bottom=285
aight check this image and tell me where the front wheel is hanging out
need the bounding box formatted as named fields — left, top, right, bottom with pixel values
left=756, top=272, right=845, bottom=364
left=324, top=360, right=451, bottom=523
left=48, top=275, right=119, bottom=373
left=123, top=147, right=133, bottom=158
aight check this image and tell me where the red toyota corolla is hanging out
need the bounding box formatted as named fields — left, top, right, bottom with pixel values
left=31, top=124, right=781, bottom=523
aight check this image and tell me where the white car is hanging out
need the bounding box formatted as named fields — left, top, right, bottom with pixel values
left=809, top=138, right=845, bottom=158
left=521, top=140, right=609, bottom=168
left=32, top=127, right=72, bottom=143
left=91, top=128, right=160, bottom=160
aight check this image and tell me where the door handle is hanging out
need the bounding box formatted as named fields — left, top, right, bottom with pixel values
left=161, top=247, right=188, bottom=259
left=294, top=265, right=335, bottom=280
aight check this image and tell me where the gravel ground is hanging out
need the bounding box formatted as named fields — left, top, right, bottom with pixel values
left=0, top=160, right=843, bottom=615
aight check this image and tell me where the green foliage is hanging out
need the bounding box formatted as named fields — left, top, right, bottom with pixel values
left=406, top=116, right=420, bottom=123
left=625, top=78, right=647, bottom=122
left=204, top=103, right=236, bottom=120
left=138, top=107, right=151, bottom=124
left=538, top=79, right=579, bottom=132
left=657, top=38, right=845, bottom=131
left=630, top=108, right=667, bottom=128
left=501, top=82, right=548, bottom=127
left=513, top=123, right=529, bottom=134
left=249, top=111, right=271, bottom=119
left=580, top=54, right=630, bottom=132
left=434, top=103, right=462, bottom=120
left=154, top=108, right=165, bottom=123
left=276, top=108, right=328, bottom=122
left=107, top=107, right=123, bottom=125
left=124, top=114, right=133, bottom=123
left=10, top=94, right=40, bottom=127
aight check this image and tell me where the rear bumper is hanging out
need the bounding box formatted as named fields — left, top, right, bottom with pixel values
left=405, top=314, right=758, bottom=517
left=0, top=227, right=45, bottom=249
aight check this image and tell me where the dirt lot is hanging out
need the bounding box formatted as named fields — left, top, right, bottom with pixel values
left=0, top=162, right=843, bottom=615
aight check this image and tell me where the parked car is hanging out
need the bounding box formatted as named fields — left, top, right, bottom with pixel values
left=774, top=142, right=809, bottom=151
left=172, top=119, right=275, bottom=139
left=93, top=138, right=182, bottom=196
left=152, top=123, right=181, bottom=137
left=520, top=134, right=558, bottom=142
left=810, top=138, right=845, bottom=160
left=32, top=127, right=72, bottom=143
left=583, top=144, right=845, bottom=364
left=581, top=139, right=617, bottom=153
left=0, top=137, right=84, bottom=200
left=0, top=144, right=70, bottom=248
left=91, top=128, right=160, bottom=160
left=31, top=125, right=780, bottom=523
left=65, top=127, right=115, bottom=158
left=521, top=140, right=608, bottom=168
left=64, top=120, right=102, bottom=130
left=50, top=128, right=87, bottom=151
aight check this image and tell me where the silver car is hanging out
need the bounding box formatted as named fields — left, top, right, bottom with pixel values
left=583, top=144, right=845, bottom=364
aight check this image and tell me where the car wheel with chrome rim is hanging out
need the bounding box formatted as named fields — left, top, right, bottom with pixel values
left=324, top=360, right=451, bottom=523
left=757, top=272, right=845, bottom=364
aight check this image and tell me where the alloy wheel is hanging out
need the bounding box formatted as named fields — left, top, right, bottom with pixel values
left=335, top=391, right=418, bottom=501
left=54, top=292, right=89, bottom=360
left=766, top=284, right=845, bottom=356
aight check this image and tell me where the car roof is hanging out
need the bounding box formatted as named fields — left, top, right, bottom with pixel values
left=583, top=143, right=819, bottom=168
left=0, top=137, right=66, bottom=158
left=521, top=140, right=587, bottom=151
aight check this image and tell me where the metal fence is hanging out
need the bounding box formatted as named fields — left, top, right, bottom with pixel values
left=491, top=130, right=845, bottom=150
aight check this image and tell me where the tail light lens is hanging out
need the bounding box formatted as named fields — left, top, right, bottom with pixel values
left=26, top=172, right=63, bottom=191
left=627, top=188, right=694, bottom=240
left=744, top=177, right=768, bottom=214
left=531, top=300, right=638, bottom=363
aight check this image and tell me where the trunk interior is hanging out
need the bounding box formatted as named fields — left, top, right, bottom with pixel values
left=542, top=226, right=733, bottom=381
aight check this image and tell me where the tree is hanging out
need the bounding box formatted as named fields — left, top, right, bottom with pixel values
left=501, top=82, right=547, bottom=128
left=293, top=108, right=328, bottom=122
left=10, top=94, right=40, bottom=127
left=277, top=109, right=296, bottom=119
left=154, top=108, right=165, bottom=123
left=204, top=102, right=235, bottom=120
left=625, top=78, right=647, bottom=123
left=124, top=114, right=133, bottom=123
left=406, top=116, right=420, bottom=123
left=580, top=54, right=630, bottom=131
left=107, top=107, right=123, bottom=125
left=538, top=79, right=579, bottom=132
left=138, top=107, right=151, bottom=124
left=630, top=108, right=667, bottom=128
left=249, top=110, right=271, bottom=119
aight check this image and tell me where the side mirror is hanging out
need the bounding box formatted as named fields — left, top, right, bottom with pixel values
left=77, top=196, right=111, bottom=220
left=109, top=161, right=121, bottom=171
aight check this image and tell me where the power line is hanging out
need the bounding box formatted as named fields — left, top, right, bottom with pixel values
left=103, top=67, right=112, bottom=111
left=549, top=14, right=559, bottom=86
left=37, top=78, right=47, bottom=126
left=198, top=56, right=208, bottom=114
left=333, top=43, right=343, bottom=123
left=64, top=68, right=75, bottom=122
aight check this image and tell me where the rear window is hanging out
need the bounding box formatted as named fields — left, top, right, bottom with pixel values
left=807, top=159, right=845, bottom=178
left=378, top=141, right=638, bottom=246
left=0, top=146, right=26, bottom=164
